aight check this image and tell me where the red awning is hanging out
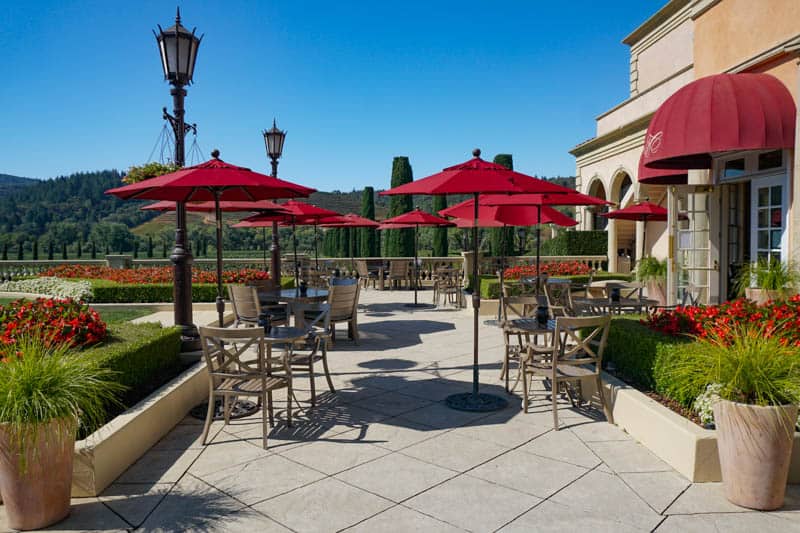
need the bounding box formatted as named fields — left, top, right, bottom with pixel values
left=641, top=73, right=796, bottom=170
left=637, top=153, right=687, bottom=185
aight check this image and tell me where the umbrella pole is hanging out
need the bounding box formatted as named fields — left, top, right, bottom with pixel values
left=214, top=193, right=225, bottom=327
left=641, top=218, right=647, bottom=265
left=414, top=224, right=419, bottom=305
left=350, top=227, right=355, bottom=275
left=262, top=227, right=268, bottom=272
left=292, top=217, right=299, bottom=289
left=536, top=205, right=542, bottom=296
left=314, top=222, right=320, bottom=271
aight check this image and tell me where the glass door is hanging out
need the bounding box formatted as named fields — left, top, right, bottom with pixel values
left=750, top=175, right=787, bottom=263
left=676, top=190, right=711, bottom=304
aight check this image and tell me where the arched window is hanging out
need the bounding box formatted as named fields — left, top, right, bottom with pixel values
left=618, top=175, right=632, bottom=204
left=588, top=180, right=608, bottom=230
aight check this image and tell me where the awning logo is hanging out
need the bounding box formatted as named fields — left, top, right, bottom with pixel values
left=644, top=131, right=663, bottom=157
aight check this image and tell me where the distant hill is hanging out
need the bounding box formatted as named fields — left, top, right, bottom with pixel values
left=0, top=174, right=38, bottom=195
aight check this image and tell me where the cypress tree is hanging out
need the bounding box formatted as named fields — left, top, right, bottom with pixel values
left=202, top=239, right=208, bottom=257
left=17, top=241, right=24, bottom=261
left=47, top=241, right=54, bottom=260
left=490, top=154, right=516, bottom=258
left=133, top=241, right=139, bottom=259
left=322, top=228, right=336, bottom=257
left=337, top=228, right=350, bottom=258
left=90, top=241, right=97, bottom=259
left=359, top=187, right=378, bottom=256
left=76, top=237, right=82, bottom=258
left=2, top=243, right=7, bottom=261
left=147, top=235, right=154, bottom=258
left=62, top=242, right=68, bottom=260
left=385, top=157, right=415, bottom=257
left=432, top=195, right=448, bottom=257
left=105, top=243, right=110, bottom=256
left=32, top=239, right=39, bottom=260
left=162, top=241, right=167, bottom=258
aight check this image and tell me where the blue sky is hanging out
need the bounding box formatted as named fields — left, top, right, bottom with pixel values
left=0, top=1, right=664, bottom=190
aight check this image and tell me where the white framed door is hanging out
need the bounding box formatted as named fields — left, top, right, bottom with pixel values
left=750, top=175, right=788, bottom=262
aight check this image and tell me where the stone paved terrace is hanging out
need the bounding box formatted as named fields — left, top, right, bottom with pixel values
left=3, top=288, right=800, bottom=532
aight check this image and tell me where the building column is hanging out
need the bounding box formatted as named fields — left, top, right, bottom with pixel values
left=791, top=59, right=800, bottom=263
left=607, top=218, right=618, bottom=272
left=666, top=186, right=678, bottom=306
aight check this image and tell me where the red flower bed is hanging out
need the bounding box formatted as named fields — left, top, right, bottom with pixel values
left=0, top=298, right=107, bottom=349
left=41, top=265, right=270, bottom=285
left=645, top=295, right=800, bottom=346
left=503, top=261, right=592, bottom=280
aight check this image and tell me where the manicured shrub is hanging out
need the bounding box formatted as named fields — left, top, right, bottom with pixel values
left=0, top=298, right=107, bottom=348
left=0, top=277, right=93, bottom=301
left=41, top=264, right=271, bottom=285
left=504, top=261, right=592, bottom=279
left=88, top=276, right=295, bottom=303
left=541, top=230, right=607, bottom=256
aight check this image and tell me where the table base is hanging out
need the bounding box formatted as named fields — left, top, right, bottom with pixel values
left=190, top=399, right=260, bottom=421
left=445, top=392, right=509, bottom=412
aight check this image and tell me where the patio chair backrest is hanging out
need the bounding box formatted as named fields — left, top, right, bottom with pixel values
left=328, top=281, right=360, bottom=321
left=355, top=260, right=370, bottom=278
left=388, top=260, right=410, bottom=278
left=501, top=295, right=539, bottom=322
left=289, top=301, right=331, bottom=337
left=246, top=278, right=279, bottom=302
left=330, top=276, right=358, bottom=286
left=228, top=284, right=261, bottom=324
left=551, top=315, right=611, bottom=374
left=199, top=326, right=265, bottom=377
left=544, top=279, right=574, bottom=318
left=605, top=281, right=643, bottom=300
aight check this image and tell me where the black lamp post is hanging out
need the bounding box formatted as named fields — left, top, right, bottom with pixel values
left=263, top=119, right=287, bottom=283
left=155, top=8, right=202, bottom=344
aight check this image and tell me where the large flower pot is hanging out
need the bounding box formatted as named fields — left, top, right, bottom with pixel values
left=645, top=281, right=667, bottom=306
left=744, top=287, right=781, bottom=305
left=713, top=400, right=797, bottom=510
left=0, top=418, right=75, bottom=530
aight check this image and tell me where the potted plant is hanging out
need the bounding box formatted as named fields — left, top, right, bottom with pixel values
left=666, top=324, right=800, bottom=510
left=734, top=258, right=799, bottom=304
left=0, top=337, right=121, bottom=530
left=636, top=256, right=667, bottom=306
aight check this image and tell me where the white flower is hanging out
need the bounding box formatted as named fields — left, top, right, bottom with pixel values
left=693, top=383, right=722, bottom=426
left=0, top=277, right=93, bottom=301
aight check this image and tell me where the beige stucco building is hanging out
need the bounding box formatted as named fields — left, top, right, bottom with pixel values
left=570, top=0, right=800, bottom=305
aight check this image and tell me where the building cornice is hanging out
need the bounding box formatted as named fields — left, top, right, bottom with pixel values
left=595, top=64, right=693, bottom=122
left=569, top=114, right=653, bottom=158
left=690, top=0, right=722, bottom=20
left=623, top=0, right=691, bottom=46
left=726, top=34, right=800, bottom=73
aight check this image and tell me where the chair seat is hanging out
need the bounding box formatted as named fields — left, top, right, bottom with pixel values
left=218, top=375, right=289, bottom=395
left=527, top=362, right=596, bottom=379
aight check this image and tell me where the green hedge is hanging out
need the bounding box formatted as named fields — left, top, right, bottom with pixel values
left=81, top=321, right=183, bottom=435
left=480, top=272, right=633, bottom=299
left=602, top=316, right=690, bottom=393
left=89, top=276, right=296, bottom=303
left=541, top=230, right=607, bottom=256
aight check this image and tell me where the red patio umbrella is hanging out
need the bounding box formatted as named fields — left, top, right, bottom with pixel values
left=239, top=201, right=341, bottom=286
left=380, top=149, right=574, bottom=412
left=601, top=201, right=668, bottom=261
left=319, top=213, right=380, bottom=275
left=377, top=209, right=454, bottom=308
left=141, top=200, right=289, bottom=272
left=106, top=151, right=315, bottom=327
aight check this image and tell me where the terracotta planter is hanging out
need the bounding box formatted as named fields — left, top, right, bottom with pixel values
left=0, top=418, right=76, bottom=530
left=645, top=281, right=667, bottom=306
left=744, top=288, right=782, bottom=305
left=713, top=400, right=797, bottom=510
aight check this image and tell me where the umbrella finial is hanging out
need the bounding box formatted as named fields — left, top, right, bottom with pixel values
left=175, top=6, right=181, bottom=24
left=211, top=149, right=220, bottom=159
left=472, top=148, right=481, bottom=158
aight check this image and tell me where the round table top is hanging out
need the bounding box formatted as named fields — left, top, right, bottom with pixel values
left=264, top=326, right=308, bottom=342
left=261, top=288, right=329, bottom=303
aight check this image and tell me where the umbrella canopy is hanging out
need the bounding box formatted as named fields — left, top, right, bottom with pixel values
left=319, top=213, right=380, bottom=228
left=476, top=191, right=610, bottom=207
left=601, top=201, right=668, bottom=222
left=377, top=209, right=453, bottom=307
left=106, top=152, right=315, bottom=327
left=141, top=200, right=288, bottom=212
left=106, top=155, right=315, bottom=202
left=380, top=150, right=573, bottom=412
left=440, top=203, right=577, bottom=227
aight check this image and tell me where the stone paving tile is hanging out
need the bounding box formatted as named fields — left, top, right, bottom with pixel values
left=151, top=420, right=222, bottom=451
left=550, top=469, right=664, bottom=531
left=518, top=427, right=601, bottom=469
left=664, top=482, right=750, bottom=514
left=116, top=447, right=203, bottom=484
left=0, top=498, right=129, bottom=533
left=334, top=418, right=447, bottom=451
left=187, top=439, right=271, bottom=478
left=254, top=477, right=393, bottom=533
left=137, top=475, right=249, bottom=532
left=587, top=439, right=673, bottom=473
left=452, top=410, right=550, bottom=448
left=393, top=377, right=474, bottom=402
left=351, top=389, right=434, bottom=417
left=657, top=512, right=800, bottom=532
left=568, top=420, right=633, bottom=442
left=278, top=438, right=391, bottom=475
left=343, top=504, right=467, bottom=532
left=98, top=482, right=172, bottom=527
left=198, top=453, right=326, bottom=505
left=498, top=499, right=645, bottom=533
left=396, top=402, right=494, bottom=430
left=469, top=448, right=588, bottom=499
left=619, top=471, right=691, bottom=514
left=404, top=474, right=541, bottom=532
left=400, top=430, right=509, bottom=473
left=336, top=452, right=456, bottom=502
